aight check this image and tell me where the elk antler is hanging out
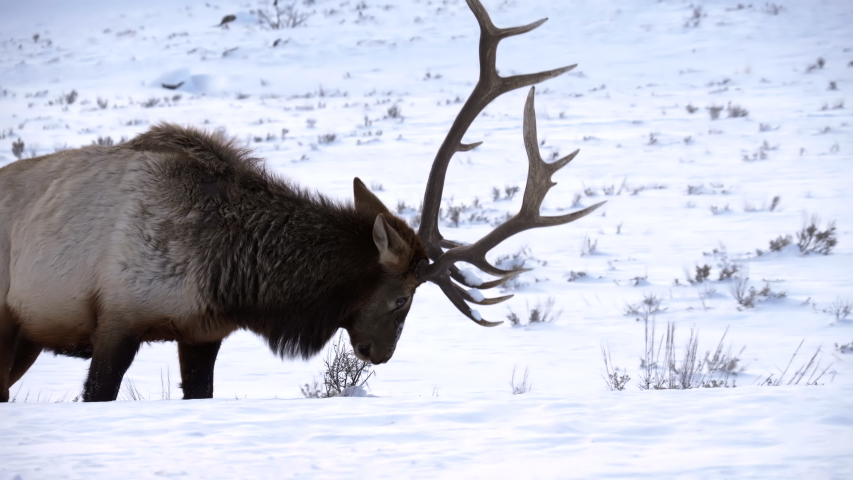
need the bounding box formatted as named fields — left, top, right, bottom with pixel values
left=416, top=0, right=605, bottom=326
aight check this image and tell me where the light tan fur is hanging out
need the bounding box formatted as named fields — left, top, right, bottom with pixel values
left=1, top=146, right=216, bottom=351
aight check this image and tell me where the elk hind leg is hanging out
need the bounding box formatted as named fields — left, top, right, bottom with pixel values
left=178, top=340, right=221, bottom=399
left=10, top=336, right=42, bottom=386
left=82, top=332, right=141, bottom=402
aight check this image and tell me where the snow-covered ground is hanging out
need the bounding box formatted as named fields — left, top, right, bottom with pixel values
left=1, top=0, right=852, bottom=477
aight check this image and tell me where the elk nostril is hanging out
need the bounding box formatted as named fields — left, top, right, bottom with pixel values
left=357, top=344, right=371, bottom=357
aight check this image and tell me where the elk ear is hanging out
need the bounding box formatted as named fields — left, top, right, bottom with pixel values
left=373, top=214, right=408, bottom=269
left=354, top=177, right=390, bottom=217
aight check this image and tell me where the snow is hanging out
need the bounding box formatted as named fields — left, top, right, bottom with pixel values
left=1, top=0, right=852, bottom=478
left=2, top=388, right=851, bottom=478
left=459, top=269, right=484, bottom=287
left=467, top=288, right=485, bottom=302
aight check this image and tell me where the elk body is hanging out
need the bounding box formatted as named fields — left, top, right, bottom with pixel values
left=0, top=0, right=602, bottom=402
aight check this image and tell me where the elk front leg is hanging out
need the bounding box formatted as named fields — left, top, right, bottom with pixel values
left=178, top=340, right=221, bottom=399
left=82, top=331, right=141, bottom=402
left=0, top=308, right=19, bottom=402
left=9, top=336, right=42, bottom=386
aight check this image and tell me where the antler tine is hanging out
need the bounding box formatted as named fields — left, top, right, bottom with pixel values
left=439, top=239, right=464, bottom=249
left=453, top=284, right=514, bottom=306
left=433, top=272, right=504, bottom=327
left=458, top=141, right=483, bottom=152
left=501, top=65, right=578, bottom=94
left=496, top=18, right=548, bottom=39
left=449, top=265, right=525, bottom=290
left=439, top=241, right=531, bottom=278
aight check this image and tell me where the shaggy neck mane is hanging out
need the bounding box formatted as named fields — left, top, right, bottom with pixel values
left=206, top=191, right=384, bottom=359
left=130, top=124, right=396, bottom=359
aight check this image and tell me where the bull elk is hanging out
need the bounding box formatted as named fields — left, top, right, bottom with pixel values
left=0, top=0, right=603, bottom=402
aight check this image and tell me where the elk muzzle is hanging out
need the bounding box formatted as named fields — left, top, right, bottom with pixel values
left=352, top=340, right=394, bottom=365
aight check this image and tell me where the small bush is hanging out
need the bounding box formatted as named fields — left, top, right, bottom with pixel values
left=93, top=136, right=116, bottom=146
left=566, top=270, right=587, bottom=282
left=730, top=276, right=786, bottom=309
left=638, top=321, right=738, bottom=390
left=687, top=185, right=702, bottom=196
left=506, top=310, right=522, bottom=326
left=509, top=366, right=531, bottom=395
left=763, top=3, right=784, bottom=15
left=768, top=234, right=792, bottom=252
left=504, top=185, right=519, bottom=200
left=806, top=57, right=826, bottom=73
left=704, top=327, right=745, bottom=374
left=385, top=104, right=402, bottom=120
left=299, top=380, right=325, bottom=398
left=494, top=246, right=529, bottom=272
left=727, top=103, right=749, bottom=118
left=445, top=204, right=461, bottom=227
left=684, top=5, right=703, bottom=27
left=647, top=133, right=658, bottom=145
left=301, top=334, right=374, bottom=398
left=796, top=217, right=837, bottom=255
left=395, top=200, right=409, bottom=214
left=694, top=264, right=711, bottom=283
left=709, top=204, right=730, bottom=215
left=769, top=196, right=780, bottom=211
left=571, top=193, right=583, bottom=208
left=12, top=138, right=25, bottom=159
left=580, top=235, right=597, bottom=256
left=625, top=294, right=664, bottom=322
left=825, top=298, right=851, bottom=321
left=219, top=14, right=237, bottom=26
left=317, top=133, right=336, bottom=144
left=729, top=276, right=753, bottom=308
left=507, top=297, right=561, bottom=326
left=601, top=345, right=631, bottom=391
left=492, top=185, right=519, bottom=201
left=707, top=105, right=724, bottom=120
left=608, top=325, right=829, bottom=391
left=256, top=0, right=312, bottom=29
left=119, top=378, right=145, bottom=401
left=718, top=263, right=738, bottom=281
left=528, top=297, right=560, bottom=324
left=758, top=341, right=832, bottom=386
left=684, top=264, right=711, bottom=284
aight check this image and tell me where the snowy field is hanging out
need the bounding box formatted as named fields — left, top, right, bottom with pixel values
left=1, top=0, right=852, bottom=478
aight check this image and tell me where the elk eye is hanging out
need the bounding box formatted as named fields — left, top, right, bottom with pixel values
left=395, top=297, right=408, bottom=309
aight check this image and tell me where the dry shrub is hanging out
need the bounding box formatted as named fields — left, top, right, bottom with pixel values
left=301, top=334, right=374, bottom=398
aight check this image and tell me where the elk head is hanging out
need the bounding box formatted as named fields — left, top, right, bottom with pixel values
left=346, top=178, right=426, bottom=364
left=348, top=0, right=604, bottom=363
left=413, top=0, right=605, bottom=326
